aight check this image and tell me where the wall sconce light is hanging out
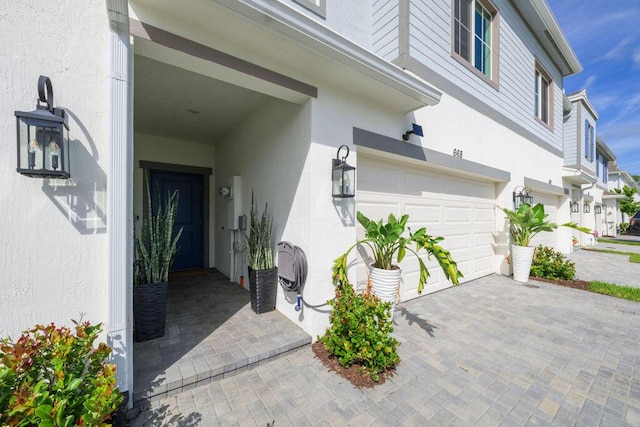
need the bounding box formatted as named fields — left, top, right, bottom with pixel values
left=512, top=186, right=533, bottom=209
left=218, top=186, right=232, bottom=199
left=15, top=76, right=70, bottom=179
left=402, top=123, right=423, bottom=141
left=570, top=201, right=579, bottom=213
left=584, top=203, right=591, bottom=213
left=332, top=144, right=355, bottom=198
left=594, top=204, right=602, bottom=214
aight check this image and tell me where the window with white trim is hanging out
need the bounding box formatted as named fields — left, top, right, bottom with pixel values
left=453, top=0, right=497, bottom=80
left=535, top=66, right=551, bottom=125
left=584, top=120, right=595, bottom=161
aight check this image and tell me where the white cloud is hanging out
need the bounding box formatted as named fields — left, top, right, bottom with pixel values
left=602, top=38, right=632, bottom=61
left=634, top=50, right=640, bottom=68
left=584, top=75, right=597, bottom=89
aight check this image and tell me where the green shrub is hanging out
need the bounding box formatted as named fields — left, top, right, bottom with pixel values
left=620, top=222, right=630, bottom=232
left=530, top=245, right=576, bottom=280
left=0, top=320, right=123, bottom=426
left=320, top=283, right=399, bottom=382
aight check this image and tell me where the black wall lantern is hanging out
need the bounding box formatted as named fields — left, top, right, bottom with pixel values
left=584, top=203, right=591, bottom=213
left=512, top=186, right=533, bottom=209
left=332, top=145, right=355, bottom=198
left=15, top=76, right=70, bottom=179
left=594, top=204, right=602, bottom=214
left=570, top=201, right=579, bottom=213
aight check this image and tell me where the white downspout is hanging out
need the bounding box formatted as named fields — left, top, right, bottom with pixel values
left=107, top=0, right=133, bottom=401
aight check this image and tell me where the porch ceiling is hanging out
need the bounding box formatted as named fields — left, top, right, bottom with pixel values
left=134, top=55, right=271, bottom=143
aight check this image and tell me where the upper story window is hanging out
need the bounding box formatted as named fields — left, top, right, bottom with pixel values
left=603, top=160, right=608, bottom=183
left=453, top=0, right=498, bottom=83
left=596, top=153, right=601, bottom=177
left=584, top=120, right=595, bottom=162
left=292, top=0, right=325, bottom=18
left=534, top=64, right=552, bottom=126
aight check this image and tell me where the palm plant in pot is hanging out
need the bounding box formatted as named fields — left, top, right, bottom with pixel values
left=502, top=203, right=589, bottom=282
left=244, top=193, right=277, bottom=314
left=332, top=211, right=463, bottom=317
left=134, top=175, right=183, bottom=342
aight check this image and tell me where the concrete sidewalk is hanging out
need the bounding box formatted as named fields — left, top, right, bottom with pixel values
left=128, top=275, right=640, bottom=426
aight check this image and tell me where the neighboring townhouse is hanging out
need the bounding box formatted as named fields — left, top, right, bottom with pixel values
left=607, top=161, right=640, bottom=233
left=590, top=135, right=617, bottom=238
left=561, top=90, right=611, bottom=243
left=0, top=0, right=581, bottom=397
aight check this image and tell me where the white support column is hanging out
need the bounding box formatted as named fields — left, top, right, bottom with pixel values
left=107, top=0, right=133, bottom=398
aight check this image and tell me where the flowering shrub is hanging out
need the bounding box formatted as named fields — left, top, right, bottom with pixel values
left=0, top=320, right=123, bottom=426
left=531, top=245, right=576, bottom=280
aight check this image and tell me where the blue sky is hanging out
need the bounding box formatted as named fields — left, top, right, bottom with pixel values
left=548, top=0, right=640, bottom=176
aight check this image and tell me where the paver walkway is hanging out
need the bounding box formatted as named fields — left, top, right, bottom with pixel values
left=129, top=275, right=640, bottom=426
left=567, top=239, right=640, bottom=288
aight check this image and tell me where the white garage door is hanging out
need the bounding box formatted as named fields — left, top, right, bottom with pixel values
left=357, top=154, right=496, bottom=302
left=529, top=192, right=560, bottom=250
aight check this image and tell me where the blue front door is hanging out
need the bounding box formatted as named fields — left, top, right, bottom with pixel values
left=150, top=170, right=204, bottom=271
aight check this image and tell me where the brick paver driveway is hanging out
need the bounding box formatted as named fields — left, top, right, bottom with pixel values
left=130, top=275, right=640, bottom=426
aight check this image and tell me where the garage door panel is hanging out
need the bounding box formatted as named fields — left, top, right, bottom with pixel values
left=405, top=204, right=441, bottom=224
left=357, top=155, right=497, bottom=300
left=475, top=207, right=495, bottom=223
left=445, top=207, right=474, bottom=223
left=358, top=163, right=401, bottom=193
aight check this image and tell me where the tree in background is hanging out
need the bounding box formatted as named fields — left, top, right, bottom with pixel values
left=613, top=185, right=640, bottom=219
left=633, top=175, right=640, bottom=185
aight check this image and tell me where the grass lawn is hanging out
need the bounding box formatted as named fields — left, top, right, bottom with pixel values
left=589, top=281, right=640, bottom=302
left=597, top=238, right=640, bottom=246
left=583, top=247, right=640, bottom=263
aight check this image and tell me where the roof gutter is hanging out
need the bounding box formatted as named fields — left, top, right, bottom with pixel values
left=529, top=0, right=582, bottom=76
left=212, top=0, right=442, bottom=107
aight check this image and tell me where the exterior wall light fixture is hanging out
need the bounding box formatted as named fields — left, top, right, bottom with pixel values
left=512, top=186, right=533, bottom=209
left=570, top=201, right=580, bottom=213
left=402, top=123, right=423, bottom=141
left=584, top=203, right=591, bottom=213
left=594, top=204, right=602, bottom=214
left=332, top=144, right=355, bottom=198
left=15, top=76, right=70, bottom=179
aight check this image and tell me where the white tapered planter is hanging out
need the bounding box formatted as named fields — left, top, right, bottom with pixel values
left=369, top=264, right=402, bottom=319
left=512, top=245, right=536, bottom=282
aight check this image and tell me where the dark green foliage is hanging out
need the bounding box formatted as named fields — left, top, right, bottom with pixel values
left=332, top=211, right=463, bottom=294
left=530, top=245, right=576, bottom=280
left=612, top=186, right=640, bottom=219
left=244, top=192, right=274, bottom=270
left=0, top=321, right=123, bottom=426
left=320, top=283, right=399, bottom=382
left=135, top=173, right=183, bottom=285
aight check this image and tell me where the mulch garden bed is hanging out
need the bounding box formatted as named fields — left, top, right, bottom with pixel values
left=529, top=276, right=590, bottom=290
left=311, top=340, right=396, bottom=388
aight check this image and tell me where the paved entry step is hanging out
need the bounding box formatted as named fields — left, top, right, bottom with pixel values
left=132, top=269, right=311, bottom=407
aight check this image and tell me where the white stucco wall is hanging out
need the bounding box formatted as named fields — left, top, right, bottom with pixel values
left=213, top=83, right=406, bottom=339
left=0, top=1, right=110, bottom=338
left=133, top=133, right=216, bottom=266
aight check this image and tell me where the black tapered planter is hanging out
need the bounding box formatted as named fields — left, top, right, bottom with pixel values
left=248, top=267, right=278, bottom=314
left=133, top=281, right=168, bottom=342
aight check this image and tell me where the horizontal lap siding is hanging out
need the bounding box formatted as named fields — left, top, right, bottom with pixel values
left=373, top=0, right=400, bottom=60
left=407, top=0, right=563, bottom=151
